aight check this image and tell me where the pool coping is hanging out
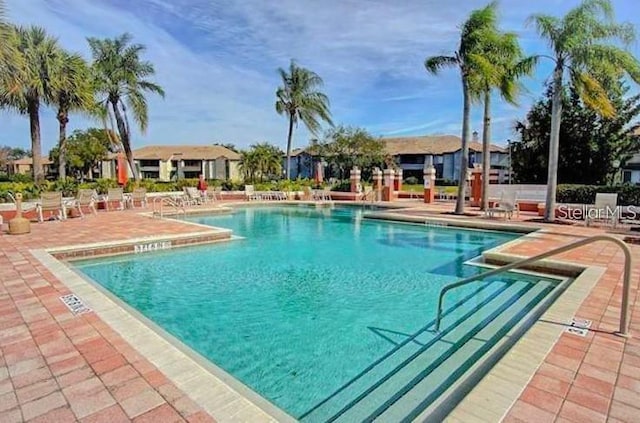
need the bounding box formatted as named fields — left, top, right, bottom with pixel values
left=29, top=204, right=610, bottom=423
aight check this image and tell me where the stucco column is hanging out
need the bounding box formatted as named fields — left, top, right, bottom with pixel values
left=466, top=169, right=473, bottom=204
left=350, top=166, right=361, bottom=193
left=382, top=168, right=395, bottom=202
left=423, top=166, right=436, bottom=203
left=394, top=168, right=403, bottom=192
left=471, top=164, right=482, bottom=207
left=372, top=167, right=382, bottom=202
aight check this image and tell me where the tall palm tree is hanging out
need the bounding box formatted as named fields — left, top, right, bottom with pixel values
left=88, top=33, right=164, bottom=181
left=529, top=0, right=640, bottom=221
left=276, top=60, right=332, bottom=180
left=1, top=26, right=60, bottom=182
left=425, top=2, right=498, bottom=214
left=470, top=30, right=535, bottom=210
left=52, top=51, right=95, bottom=179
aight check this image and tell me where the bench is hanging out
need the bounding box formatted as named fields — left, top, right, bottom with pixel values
left=488, top=184, right=547, bottom=213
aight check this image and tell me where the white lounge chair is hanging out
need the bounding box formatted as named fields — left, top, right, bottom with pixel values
left=37, top=192, right=66, bottom=222
left=586, top=193, right=619, bottom=228
left=205, top=187, right=219, bottom=203
left=486, top=190, right=518, bottom=220
left=69, top=189, right=97, bottom=217
left=184, top=187, right=204, bottom=205
left=106, top=188, right=126, bottom=211
left=130, top=188, right=148, bottom=208
left=245, top=185, right=261, bottom=201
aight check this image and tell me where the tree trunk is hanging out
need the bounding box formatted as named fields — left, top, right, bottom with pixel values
left=544, top=63, right=564, bottom=222
left=481, top=90, right=491, bottom=211
left=285, top=114, right=295, bottom=180
left=57, top=107, right=69, bottom=180
left=27, top=99, right=43, bottom=183
left=455, top=75, right=471, bottom=214
left=110, top=99, right=138, bottom=181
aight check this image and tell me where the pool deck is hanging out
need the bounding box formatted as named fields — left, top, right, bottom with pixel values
left=0, top=199, right=639, bottom=422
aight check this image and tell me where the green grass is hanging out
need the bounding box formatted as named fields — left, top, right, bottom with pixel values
left=403, top=184, right=457, bottom=193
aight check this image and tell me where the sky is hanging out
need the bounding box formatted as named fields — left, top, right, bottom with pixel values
left=2, top=0, right=639, bottom=154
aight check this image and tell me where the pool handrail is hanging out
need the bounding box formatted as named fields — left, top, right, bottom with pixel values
left=434, top=235, right=633, bottom=337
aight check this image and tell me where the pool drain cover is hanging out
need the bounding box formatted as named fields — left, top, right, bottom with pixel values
left=60, top=294, right=92, bottom=316
left=565, top=317, right=591, bottom=337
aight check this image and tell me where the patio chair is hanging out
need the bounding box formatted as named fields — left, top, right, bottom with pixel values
left=586, top=193, right=619, bottom=228
left=361, top=186, right=374, bottom=202
left=205, top=187, right=219, bottom=202
left=486, top=190, right=518, bottom=220
left=37, top=191, right=66, bottom=222
left=244, top=185, right=261, bottom=201
left=184, top=187, right=204, bottom=205
left=106, top=188, right=126, bottom=211
left=69, top=189, right=97, bottom=217
left=130, top=188, right=148, bottom=208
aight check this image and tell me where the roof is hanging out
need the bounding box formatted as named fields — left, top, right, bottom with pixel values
left=10, top=156, right=53, bottom=165
left=131, top=145, right=241, bottom=161
left=381, top=134, right=506, bottom=155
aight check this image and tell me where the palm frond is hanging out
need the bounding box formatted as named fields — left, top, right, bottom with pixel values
left=571, top=70, right=615, bottom=118
left=424, top=55, right=458, bottom=74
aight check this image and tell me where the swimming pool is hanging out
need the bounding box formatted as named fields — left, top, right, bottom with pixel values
left=73, top=205, right=561, bottom=421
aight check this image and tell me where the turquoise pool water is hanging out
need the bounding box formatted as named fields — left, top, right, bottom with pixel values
left=73, top=205, right=558, bottom=420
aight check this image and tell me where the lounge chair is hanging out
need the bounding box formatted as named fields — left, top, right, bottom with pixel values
left=361, top=186, right=374, bottom=202
left=486, top=190, right=518, bottom=220
left=69, top=189, right=97, bottom=217
left=37, top=192, right=66, bottom=222
left=586, top=193, right=619, bottom=228
left=205, top=187, right=219, bottom=202
left=184, top=187, right=204, bottom=205
left=106, top=188, right=126, bottom=211
left=130, top=188, right=148, bottom=208
left=302, top=186, right=313, bottom=201
left=245, top=185, right=261, bottom=201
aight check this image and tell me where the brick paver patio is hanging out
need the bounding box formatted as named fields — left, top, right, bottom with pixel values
left=1, top=200, right=638, bottom=422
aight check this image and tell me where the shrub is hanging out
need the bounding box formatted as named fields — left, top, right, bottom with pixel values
left=330, top=180, right=352, bottom=192
left=52, top=177, right=78, bottom=197
left=175, top=178, right=198, bottom=190
left=435, top=178, right=457, bottom=186
left=404, top=176, right=419, bottom=185
left=93, top=178, right=119, bottom=194
left=556, top=184, right=640, bottom=206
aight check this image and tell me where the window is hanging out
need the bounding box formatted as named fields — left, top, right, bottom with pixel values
left=183, top=171, right=200, bottom=179
left=399, top=155, right=424, bottom=164
left=139, top=160, right=158, bottom=168
left=623, top=170, right=631, bottom=183
left=142, top=171, right=159, bottom=179
left=171, top=160, right=178, bottom=169
left=183, top=160, right=201, bottom=167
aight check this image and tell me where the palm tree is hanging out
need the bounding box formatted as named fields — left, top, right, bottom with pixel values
left=1, top=26, right=60, bottom=182
left=470, top=30, right=535, bottom=210
left=276, top=60, right=332, bottom=180
left=88, top=33, right=164, bottom=181
left=238, top=149, right=258, bottom=182
left=529, top=0, right=640, bottom=221
left=254, top=143, right=283, bottom=181
left=52, top=51, right=95, bottom=179
left=425, top=2, right=498, bottom=214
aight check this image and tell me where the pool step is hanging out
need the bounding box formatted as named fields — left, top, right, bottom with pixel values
left=299, top=279, right=553, bottom=423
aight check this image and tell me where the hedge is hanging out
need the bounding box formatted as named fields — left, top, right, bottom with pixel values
left=0, top=177, right=319, bottom=202
left=556, top=184, right=640, bottom=206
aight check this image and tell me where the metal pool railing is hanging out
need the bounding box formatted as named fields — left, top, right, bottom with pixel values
left=434, top=235, right=633, bottom=337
